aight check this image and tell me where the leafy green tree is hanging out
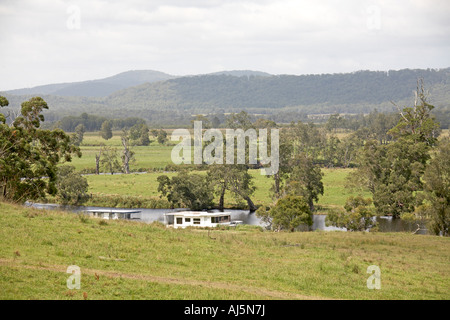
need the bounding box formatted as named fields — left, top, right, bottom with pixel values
left=227, top=165, right=257, bottom=211
left=420, top=138, right=450, bottom=236
left=100, top=120, right=113, bottom=140
left=0, top=96, right=8, bottom=108
left=150, top=129, right=159, bottom=137
left=326, top=113, right=343, bottom=133
left=270, top=138, right=293, bottom=199
left=323, top=135, right=341, bottom=167
left=191, top=114, right=211, bottom=129
left=55, top=165, right=89, bottom=205
left=95, top=145, right=104, bottom=175
left=374, top=139, right=429, bottom=218
left=253, top=118, right=277, bottom=128
left=334, top=133, right=362, bottom=168
left=0, top=96, right=9, bottom=124
left=388, top=79, right=440, bottom=146
left=157, top=171, right=214, bottom=210
left=226, top=111, right=254, bottom=130
left=100, top=146, right=121, bottom=175
left=326, top=196, right=377, bottom=231
left=286, top=121, right=327, bottom=161
left=211, top=116, right=221, bottom=128
left=120, top=129, right=135, bottom=174
left=284, top=153, right=324, bottom=212
left=129, top=123, right=142, bottom=141
left=0, top=96, right=80, bottom=202
left=269, top=121, right=324, bottom=201
left=350, top=137, right=429, bottom=218
left=366, top=110, right=399, bottom=144
left=349, top=82, right=439, bottom=219
left=128, top=123, right=151, bottom=146
left=139, top=124, right=151, bottom=146
left=157, top=129, right=168, bottom=145
left=207, top=165, right=229, bottom=211
left=71, top=123, right=85, bottom=146
left=256, top=195, right=312, bottom=232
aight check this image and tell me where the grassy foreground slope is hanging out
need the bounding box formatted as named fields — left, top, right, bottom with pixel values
left=0, top=202, right=448, bottom=300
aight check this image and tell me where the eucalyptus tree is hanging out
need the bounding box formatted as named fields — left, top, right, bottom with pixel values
left=349, top=81, right=440, bottom=218
left=256, top=195, right=312, bottom=232
left=100, top=120, right=113, bottom=140
left=120, top=128, right=135, bottom=174
left=0, top=96, right=81, bottom=202
left=420, top=138, right=450, bottom=236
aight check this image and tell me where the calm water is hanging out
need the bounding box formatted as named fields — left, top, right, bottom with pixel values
left=27, top=202, right=428, bottom=234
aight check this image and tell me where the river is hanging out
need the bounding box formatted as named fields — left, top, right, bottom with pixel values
left=27, top=202, right=429, bottom=234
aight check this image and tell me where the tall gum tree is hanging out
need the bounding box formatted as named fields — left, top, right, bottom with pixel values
left=0, top=96, right=81, bottom=202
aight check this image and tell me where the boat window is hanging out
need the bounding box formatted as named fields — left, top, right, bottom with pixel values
left=193, top=218, right=201, bottom=224
left=176, top=217, right=183, bottom=224
left=211, top=216, right=231, bottom=223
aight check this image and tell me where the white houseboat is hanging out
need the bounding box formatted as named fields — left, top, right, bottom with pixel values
left=164, top=211, right=241, bottom=229
left=86, top=209, right=141, bottom=220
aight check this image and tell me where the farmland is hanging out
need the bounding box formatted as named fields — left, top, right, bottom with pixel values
left=1, top=202, right=448, bottom=300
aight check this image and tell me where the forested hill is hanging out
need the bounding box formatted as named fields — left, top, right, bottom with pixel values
left=1, top=68, right=449, bottom=125
left=106, top=68, right=450, bottom=110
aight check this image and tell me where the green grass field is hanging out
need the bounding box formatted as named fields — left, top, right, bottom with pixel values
left=0, top=202, right=448, bottom=300
left=71, top=132, right=174, bottom=171
left=67, top=131, right=372, bottom=210
left=83, top=168, right=365, bottom=211
left=65, top=129, right=450, bottom=211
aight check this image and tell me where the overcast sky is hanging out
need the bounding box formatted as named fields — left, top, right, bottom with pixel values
left=1, top=0, right=449, bottom=90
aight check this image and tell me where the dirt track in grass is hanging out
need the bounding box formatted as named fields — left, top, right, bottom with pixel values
left=0, top=258, right=332, bottom=300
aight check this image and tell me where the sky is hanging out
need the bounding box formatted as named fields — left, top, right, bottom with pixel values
left=0, top=0, right=449, bottom=91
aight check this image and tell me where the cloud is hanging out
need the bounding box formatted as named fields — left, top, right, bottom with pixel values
left=0, top=0, right=449, bottom=90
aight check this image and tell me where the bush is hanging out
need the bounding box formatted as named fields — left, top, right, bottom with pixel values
left=87, top=193, right=171, bottom=209
left=256, top=195, right=312, bottom=232
left=326, top=196, right=377, bottom=231
left=56, top=165, right=89, bottom=205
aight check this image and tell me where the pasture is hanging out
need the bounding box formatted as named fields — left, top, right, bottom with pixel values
left=1, top=202, right=448, bottom=300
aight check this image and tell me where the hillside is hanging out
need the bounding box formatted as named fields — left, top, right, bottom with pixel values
left=1, top=68, right=449, bottom=125
left=105, top=68, right=450, bottom=110
left=4, top=70, right=176, bottom=97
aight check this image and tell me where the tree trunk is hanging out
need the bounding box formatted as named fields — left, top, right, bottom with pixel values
left=308, top=198, right=315, bottom=212
left=122, top=137, right=131, bottom=174
left=2, top=178, right=7, bottom=198
left=273, top=173, right=281, bottom=198
left=95, top=155, right=100, bottom=175
left=244, top=196, right=257, bottom=212
left=218, top=186, right=225, bottom=212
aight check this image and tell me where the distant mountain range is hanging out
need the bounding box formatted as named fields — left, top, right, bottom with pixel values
left=4, top=70, right=176, bottom=97
left=1, top=68, right=449, bottom=125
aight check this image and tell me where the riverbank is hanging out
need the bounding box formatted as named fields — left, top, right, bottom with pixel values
left=29, top=202, right=429, bottom=233
left=78, top=168, right=370, bottom=212
left=1, top=201, right=448, bottom=299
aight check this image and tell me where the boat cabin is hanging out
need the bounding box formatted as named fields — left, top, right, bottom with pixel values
left=164, top=211, right=238, bottom=229
left=86, top=209, right=141, bottom=220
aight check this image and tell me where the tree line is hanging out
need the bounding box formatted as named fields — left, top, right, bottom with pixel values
left=48, top=112, right=146, bottom=132
left=1, top=83, right=448, bottom=235
left=154, top=83, right=449, bottom=236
